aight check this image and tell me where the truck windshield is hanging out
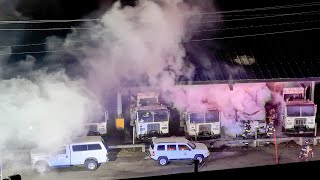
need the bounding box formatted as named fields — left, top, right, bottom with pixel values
left=287, top=105, right=316, bottom=117
left=139, top=98, right=157, bottom=106
left=301, top=105, right=315, bottom=116
left=205, top=111, right=219, bottom=123
left=154, top=110, right=169, bottom=122
left=138, top=110, right=153, bottom=122
left=287, top=105, right=301, bottom=117
left=190, top=113, right=204, bottom=123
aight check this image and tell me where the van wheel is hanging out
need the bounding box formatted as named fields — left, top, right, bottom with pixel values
left=194, top=155, right=204, bottom=164
left=85, top=159, right=98, bottom=171
left=35, top=161, right=49, bottom=173
left=158, top=157, right=168, bottom=166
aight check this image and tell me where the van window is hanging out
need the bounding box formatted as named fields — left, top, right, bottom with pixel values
left=72, top=145, right=87, bottom=152
left=167, top=145, right=176, bottom=151
left=88, top=144, right=102, bottom=150
left=157, top=145, right=165, bottom=151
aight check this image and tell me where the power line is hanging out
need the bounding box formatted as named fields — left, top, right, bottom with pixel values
left=0, top=27, right=319, bottom=56
left=0, top=19, right=318, bottom=48
left=0, top=2, right=319, bottom=24
left=0, top=27, right=93, bottom=31
left=194, top=19, right=320, bottom=32
left=0, top=18, right=101, bottom=24
left=187, top=27, right=320, bottom=42
left=193, top=10, right=320, bottom=24
left=0, top=39, right=97, bottom=48
left=0, top=48, right=82, bottom=56
left=198, top=1, right=320, bottom=15
left=0, top=10, right=318, bottom=32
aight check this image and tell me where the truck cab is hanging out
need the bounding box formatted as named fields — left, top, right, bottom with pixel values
left=181, top=108, right=221, bottom=139
left=279, top=83, right=317, bottom=135
left=30, top=136, right=109, bottom=173
left=130, top=91, right=170, bottom=140
left=282, top=100, right=317, bottom=134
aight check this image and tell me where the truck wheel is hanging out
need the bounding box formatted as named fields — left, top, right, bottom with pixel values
left=85, top=159, right=98, bottom=171
left=158, top=157, right=168, bottom=166
left=194, top=155, right=204, bottom=164
left=35, top=161, right=49, bottom=173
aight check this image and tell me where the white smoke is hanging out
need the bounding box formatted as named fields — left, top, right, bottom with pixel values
left=0, top=0, right=207, bottom=171
left=0, top=64, right=102, bottom=173
left=168, top=83, right=272, bottom=137
left=45, top=0, right=202, bottom=100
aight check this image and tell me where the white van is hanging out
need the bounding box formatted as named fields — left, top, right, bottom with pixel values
left=30, top=136, right=109, bottom=173
left=149, top=137, right=210, bottom=166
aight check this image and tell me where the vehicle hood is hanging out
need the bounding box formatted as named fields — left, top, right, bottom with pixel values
left=30, top=148, right=51, bottom=158
left=194, top=143, right=208, bottom=151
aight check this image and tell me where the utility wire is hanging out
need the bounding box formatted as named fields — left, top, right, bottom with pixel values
left=0, top=10, right=318, bottom=31
left=0, top=27, right=319, bottom=56
left=194, top=19, right=320, bottom=32
left=0, top=2, right=319, bottom=24
left=198, top=1, right=320, bottom=15
left=0, top=19, right=319, bottom=48
left=193, top=10, right=320, bottom=24
left=187, top=27, right=320, bottom=42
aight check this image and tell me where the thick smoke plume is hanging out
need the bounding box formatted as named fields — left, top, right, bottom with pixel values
left=168, top=83, right=272, bottom=137
left=47, top=0, right=202, bottom=100
left=0, top=0, right=206, bottom=173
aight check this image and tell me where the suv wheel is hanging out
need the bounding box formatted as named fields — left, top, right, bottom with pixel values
left=158, top=157, right=168, bottom=166
left=35, top=161, right=49, bottom=173
left=85, top=159, right=98, bottom=170
left=194, top=155, right=204, bottom=164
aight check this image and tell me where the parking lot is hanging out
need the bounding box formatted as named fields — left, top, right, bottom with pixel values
left=2, top=142, right=319, bottom=180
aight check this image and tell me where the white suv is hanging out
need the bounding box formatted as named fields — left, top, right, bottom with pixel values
left=149, top=137, right=210, bottom=166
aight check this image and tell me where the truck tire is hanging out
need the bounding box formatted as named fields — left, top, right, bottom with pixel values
left=85, top=159, right=98, bottom=171
left=34, top=161, right=49, bottom=173
left=194, top=155, right=204, bottom=164
left=158, top=157, right=168, bottom=166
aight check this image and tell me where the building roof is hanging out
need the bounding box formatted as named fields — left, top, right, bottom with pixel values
left=178, top=0, right=320, bottom=85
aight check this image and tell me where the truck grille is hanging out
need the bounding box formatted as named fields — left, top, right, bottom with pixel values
left=295, top=118, right=307, bottom=125
left=198, top=124, right=211, bottom=133
left=147, top=123, right=160, bottom=133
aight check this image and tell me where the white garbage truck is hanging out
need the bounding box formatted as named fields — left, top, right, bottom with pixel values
left=279, top=83, right=317, bottom=134
left=83, top=111, right=108, bottom=136
left=180, top=107, right=221, bottom=139
left=129, top=91, right=170, bottom=140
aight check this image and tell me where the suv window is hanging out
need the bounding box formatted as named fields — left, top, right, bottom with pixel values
left=72, top=145, right=87, bottom=152
left=178, top=145, right=190, bottom=151
left=88, top=144, right=102, bottom=150
left=54, top=146, right=66, bottom=155
left=157, top=145, right=165, bottom=151
left=167, top=145, right=176, bottom=151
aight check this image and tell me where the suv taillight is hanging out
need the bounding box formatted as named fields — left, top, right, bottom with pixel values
left=106, top=152, right=108, bottom=158
left=152, top=151, right=155, bottom=156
